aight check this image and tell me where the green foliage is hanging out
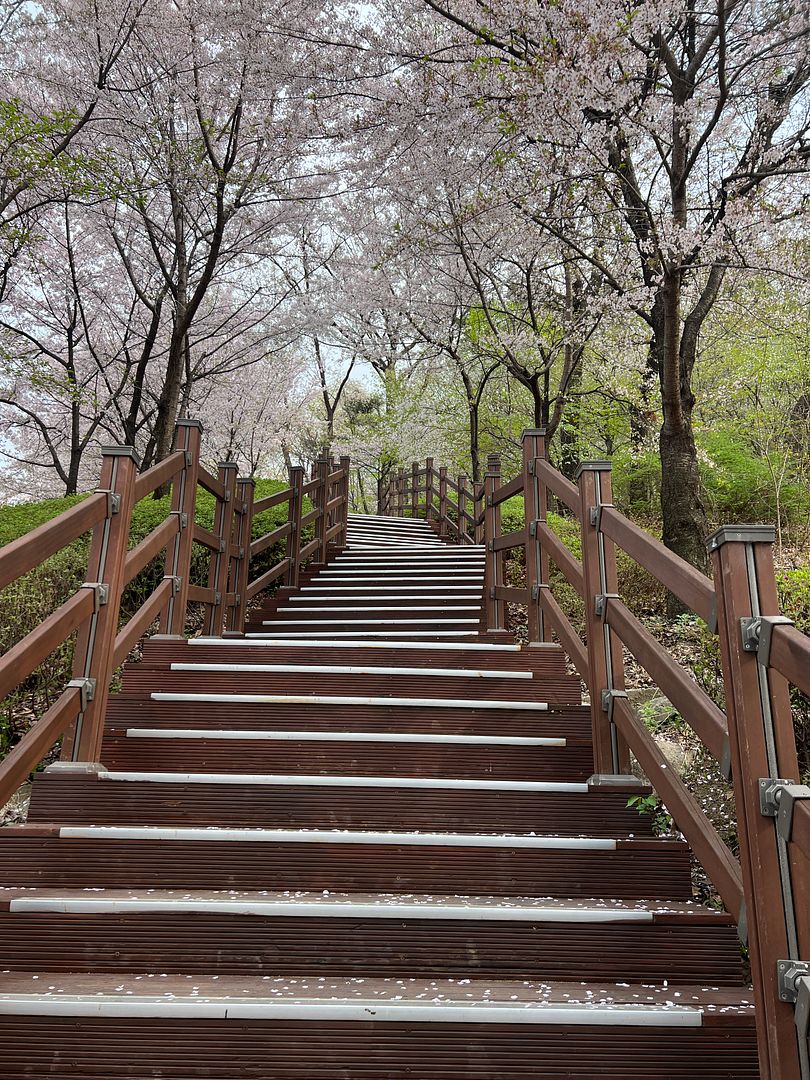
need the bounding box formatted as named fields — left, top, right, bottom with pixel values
left=700, top=430, right=810, bottom=527
left=627, top=793, right=673, bottom=835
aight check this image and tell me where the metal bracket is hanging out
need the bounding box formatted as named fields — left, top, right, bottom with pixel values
left=68, top=677, right=96, bottom=711
left=97, top=490, right=121, bottom=516
left=219, top=539, right=227, bottom=553
left=185, top=450, right=193, bottom=467
left=82, top=582, right=109, bottom=611
left=532, top=583, right=549, bottom=601
left=594, top=593, right=619, bottom=619
left=741, top=615, right=794, bottom=665
left=224, top=489, right=231, bottom=503
left=778, top=960, right=810, bottom=1002
left=760, top=779, right=810, bottom=841
left=601, top=688, right=628, bottom=720
left=164, top=575, right=181, bottom=595
left=777, top=962, right=810, bottom=1048
left=214, top=591, right=222, bottom=605
left=486, top=495, right=493, bottom=507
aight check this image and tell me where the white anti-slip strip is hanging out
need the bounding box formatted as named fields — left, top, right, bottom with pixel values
left=190, top=638, right=519, bottom=651
left=263, top=620, right=482, bottom=626
left=124, top=730, right=561, bottom=747
left=170, top=663, right=530, bottom=679
left=0, top=998, right=703, bottom=1025
left=58, top=826, right=615, bottom=849
left=275, top=607, right=480, bottom=614
left=105, top=768, right=577, bottom=788
left=8, top=897, right=652, bottom=922
left=244, top=631, right=481, bottom=638
left=150, top=693, right=548, bottom=711
left=289, top=596, right=486, bottom=604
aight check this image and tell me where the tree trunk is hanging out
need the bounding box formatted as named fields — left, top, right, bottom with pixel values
left=469, top=402, right=481, bottom=482
left=654, top=272, right=710, bottom=586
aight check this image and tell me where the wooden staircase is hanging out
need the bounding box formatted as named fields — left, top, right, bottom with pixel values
left=0, top=513, right=760, bottom=1077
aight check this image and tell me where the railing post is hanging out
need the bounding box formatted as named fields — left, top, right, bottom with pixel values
left=338, top=455, right=350, bottom=548
left=438, top=466, right=448, bottom=537
left=377, top=473, right=385, bottom=516
left=205, top=461, right=237, bottom=637
left=522, top=428, right=549, bottom=643
left=227, top=476, right=255, bottom=634
left=160, top=419, right=202, bottom=637
left=710, top=526, right=807, bottom=1080
left=314, top=456, right=330, bottom=564
left=484, top=453, right=505, bottom=631
left=425, top=458, right=435, bottom=522
left=286, top=465, right=305, bottom=587
left=411, top=462, right=419, bottom=518
left=64, top=445, right=138, bottom=764
left=577, top=461, right=630, bottom=776
left=458, top=474, right=469, bottom=544
left=472, top=482, right=484, bottom=544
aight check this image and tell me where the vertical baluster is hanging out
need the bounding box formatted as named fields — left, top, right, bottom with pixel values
left=411, top=462, right=419, bottom=518
left=314, top=456, right=329, bottom=564
left=522, top=428, right=549, bottom=642
left=710, top=526, right=806, bottom=1080
left=205, top=461, right=237, bottom=637
left=458, top=475, right=468, bottom=544
left=577, top=461, right=630, bottom=776
left=484, top=453, right=504, bottom=631
left=473, top=482, right=485, bottom=544
left=286, top=465, right=304, bottom=587
left=425, top=458, right=435, bottom=522
left=227, top=476, right=255, bottom=634
left=438, top=466, right=448, bottom=537
left=338, top=455, right=350, bottom=548
left=160, top=419, right=202, bottom=636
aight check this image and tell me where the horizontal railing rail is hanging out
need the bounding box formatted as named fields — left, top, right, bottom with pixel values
left=386, top=429, right=810, bottom=1080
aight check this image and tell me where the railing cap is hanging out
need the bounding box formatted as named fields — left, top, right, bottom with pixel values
left=217, top=460, right=239, bottom=470
left=175, top=418, right=203, bottom=430
left=707, top=525, right=776, bottom=552
left=237, top=476, right=256, bottom=486
left=521, top=427, right=547, bottom=441
left=100, top=445, right=140, bottom=463
left=575, top=460, right=612, bottom=478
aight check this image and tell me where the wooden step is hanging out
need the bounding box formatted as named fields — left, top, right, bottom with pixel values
left=0, top=827, right=691, bottom=897
left=0, top=892, right=743, bottom=982
left=28, top=771, right=649, bottom=834
left=104, top=699, right=592, bottom=738
left=0, top=973, right=758, bottom=1078
left=97, top=729, right=593, bottom=779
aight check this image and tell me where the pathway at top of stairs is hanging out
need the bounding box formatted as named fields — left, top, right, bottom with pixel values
left=0, top=513, right=758, bottom=1077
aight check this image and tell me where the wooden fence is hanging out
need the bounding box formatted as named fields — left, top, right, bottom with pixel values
left=0, top=420, right=349, bottom=811
left=382, top=428, right=810, bottom=1080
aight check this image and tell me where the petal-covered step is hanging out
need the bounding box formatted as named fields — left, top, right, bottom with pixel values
left=0, top=890, right=743, bottom=984
left=0, top=826, right=692, bottom=898
left=0, top=973, right=758, bottom=1079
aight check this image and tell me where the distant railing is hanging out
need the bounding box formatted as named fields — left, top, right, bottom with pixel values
left=0, top=420, right=349, bottom=811
left=378, top=459, right=485, bottom=544
left=383, top=428, right=810, bottom=1080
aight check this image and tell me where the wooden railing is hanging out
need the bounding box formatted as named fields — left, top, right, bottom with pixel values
left=0, top=421, right=350, bottom=811
left=378, top=458, right=485, bottom=543
left=384, top=428, right=810, bottom=1080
